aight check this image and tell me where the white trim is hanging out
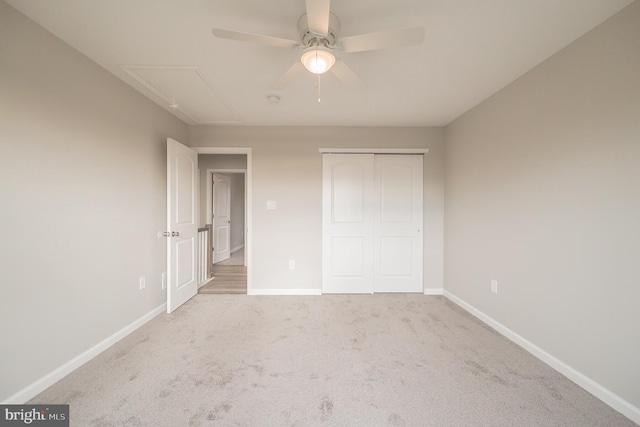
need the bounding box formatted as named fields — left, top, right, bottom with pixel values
left=192, top=147, right=252, bottom=292
left=196, top=147, right=251, bottom=155
left=3, top=303, right=166, bottom=404
left=207, top=168, right=247, bottom=173
left=443, top=290, right=640, bottom=425
left=231, top=244, right=244, bottom=254
left=423, top=288, right=444, bottom=295
left=319, top=148, right=429, bottom=154
left=198, top=278, right=214, bottom=289
left=248, top=289, right=322, bottom=296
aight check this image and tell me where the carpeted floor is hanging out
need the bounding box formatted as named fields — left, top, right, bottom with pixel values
left=30, top=295, right=635, bottom=426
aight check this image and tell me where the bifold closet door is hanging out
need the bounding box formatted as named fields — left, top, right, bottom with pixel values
left=322, top=154, right=423, bottom=294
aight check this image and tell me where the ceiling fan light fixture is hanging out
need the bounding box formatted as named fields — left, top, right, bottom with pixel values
left=300, top=47, right=335, bottom=75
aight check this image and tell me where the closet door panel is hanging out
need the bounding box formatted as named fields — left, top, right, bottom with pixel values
left=380, top=237, right=414, bottom=276
left=322, top=154, right=375, bottom=294
left=374, top=155, right=423, bottom=292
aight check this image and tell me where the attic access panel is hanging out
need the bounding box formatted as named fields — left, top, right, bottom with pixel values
left=121, top=65, right=242, bottom=124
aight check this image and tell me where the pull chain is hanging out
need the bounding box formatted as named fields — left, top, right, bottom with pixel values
left=317, top=73, right=321, bottom=103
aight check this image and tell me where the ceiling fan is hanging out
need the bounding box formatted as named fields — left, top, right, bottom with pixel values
left=212, top=0, right=425, bottom=90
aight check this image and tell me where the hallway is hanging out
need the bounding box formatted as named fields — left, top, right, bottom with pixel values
left=199, top=249, right=246, bottom=294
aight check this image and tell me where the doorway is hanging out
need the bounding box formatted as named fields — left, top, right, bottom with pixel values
left=207, top=170, right=246, bottom=266
left=201, top=168, right=247, bottom=294
left=193, top=148, right=251, bottom=294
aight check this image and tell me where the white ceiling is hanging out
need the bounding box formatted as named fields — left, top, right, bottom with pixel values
left=7, top=0, right=634, bottom=127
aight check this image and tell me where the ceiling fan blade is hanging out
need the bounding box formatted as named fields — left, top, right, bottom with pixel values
left=305, top=0, right=331, bottom=36
left=212, top=28, right=299, bottom=49
left=271, top=62, right=304, bottom=90
left=340, top=26, right=425, bottom=53
left=330, top=60, right=366, bottom=89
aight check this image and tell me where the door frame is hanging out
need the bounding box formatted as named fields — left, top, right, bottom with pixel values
left=193, top=147, right=252, bottom=293
left=206, top=168, right=247, bottom=266
left=318, top=148, right=429, bottom=154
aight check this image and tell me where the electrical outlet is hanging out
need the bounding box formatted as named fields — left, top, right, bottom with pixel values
left=161, top=272, right=167, bottom=290
left=139, top=276, right=146, bottom=290
left=289, top=260, right=295, bottom=269
left=491, top=279, right=498, bottom=294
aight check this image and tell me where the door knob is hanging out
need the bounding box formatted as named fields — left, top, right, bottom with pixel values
left=171, top=231, right=180, bottom=237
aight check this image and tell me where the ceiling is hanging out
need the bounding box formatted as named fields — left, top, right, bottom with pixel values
left=6, top=0, right=634, bottom=127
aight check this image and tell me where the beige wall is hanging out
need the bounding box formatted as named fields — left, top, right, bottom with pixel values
left=188, top=126, right=445, bottom=292
left=444, top=1, right=640, bottom=410
left=0, top=2, right=188, bottom=401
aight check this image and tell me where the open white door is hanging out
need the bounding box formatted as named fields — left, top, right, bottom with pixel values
left=212, top=173, right=231, bottom=264
left=167, top=138, right=198, bottom=313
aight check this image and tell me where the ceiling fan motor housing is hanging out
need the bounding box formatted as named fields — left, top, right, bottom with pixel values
left=298, top=13, right=340, bottom=48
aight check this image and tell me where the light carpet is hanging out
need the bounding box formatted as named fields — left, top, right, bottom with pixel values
left=30, top=295, right=635, bottom=426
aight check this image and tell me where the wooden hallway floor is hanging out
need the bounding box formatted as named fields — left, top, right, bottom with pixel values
left=199, top=265, right=247, bottom=294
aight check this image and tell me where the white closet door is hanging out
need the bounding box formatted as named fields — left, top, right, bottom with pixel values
left=322, top=154, right=375, bottom=293
left=374, top=155, right=423, bottom=292
left=322, top=153, right=423, bottom=294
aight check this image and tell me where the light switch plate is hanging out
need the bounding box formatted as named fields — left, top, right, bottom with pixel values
left=491, top=280, right=498, bottom=294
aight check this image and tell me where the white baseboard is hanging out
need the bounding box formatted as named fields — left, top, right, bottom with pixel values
left=248, top=288, right=322, bottom=296
left=231, top=244, right=244, bottom=254
left=3, top=303, right=167, bottom=404
left=423, top=288, right=444, bottom=295
left=443, top=290, right=640, bottom=425
left=198, top=278, right=214, bottom=289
